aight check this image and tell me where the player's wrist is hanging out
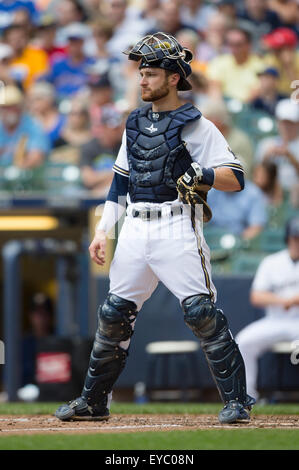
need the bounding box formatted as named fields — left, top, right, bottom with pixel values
left=182, top=163, right=215, bottom=187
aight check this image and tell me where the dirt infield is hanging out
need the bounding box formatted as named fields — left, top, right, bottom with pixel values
left=0, top=414, right=298, bottom=435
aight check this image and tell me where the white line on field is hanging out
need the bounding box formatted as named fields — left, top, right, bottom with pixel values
left=0, top=424, right=184, bottom=433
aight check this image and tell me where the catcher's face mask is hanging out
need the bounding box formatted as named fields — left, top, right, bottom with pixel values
left=123, top=32, right=193, bottom=91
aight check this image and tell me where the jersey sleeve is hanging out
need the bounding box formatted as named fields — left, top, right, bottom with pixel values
left=112, top=130, right=129, bottom=177
left=182, top=117, right=244, bottom=173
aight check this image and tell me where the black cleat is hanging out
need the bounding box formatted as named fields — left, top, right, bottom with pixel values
left=218, top=395, right=256, bottom=424
left=55, top=397, right=110, bottom=422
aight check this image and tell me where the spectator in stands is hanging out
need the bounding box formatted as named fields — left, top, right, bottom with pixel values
left=179, top=0, right=216, bottom=33
left=262, top=27, right=299, bottom=96
left=214, top=0, right=238, bottom=22
left=87, top=73, right=115, bottom=137
left=54, top=97, right=91, bottom=149
left=3, top=23, right=49, bottom=90
left=0, top=0, right=40, bottom=33
left=54, top=0, right=90, bottom=46
left=86, top=18, right=124, bottom=96
left=207, top=179, right=268, bottom=240
left=237, top=0, right=282, bottom=47
left=236, top=216, right=299, bottom=400
left=267, top=0, right=299, bottom=33
left=206, top=26, right=264, bottom=102
left=196, top=11, right=231, bottom=64
left=27, top=81, right=66, bottom=149
left=176, top=29, right=207, bottom=76
left=253, top=160, right=284, bottom=205
left=135, top=0, right=160, bottom=32
left=34, top=16, right=67, bottom=66
left=147, top=0, right=196, bottom=36
left=0, top=43, right=15, bottom=85
left=42, top=22, right=95, bottom=100
left=0, top=85, right=50, bottom=168
left=201, top=99, right=254, bottom=177
left=104, top=0, right=148, bottom=60
left=249, top=67, right=287, bottom=116
left=80, top=106, right=123, bottom=196
left=255, top=98, right=299, bottom=192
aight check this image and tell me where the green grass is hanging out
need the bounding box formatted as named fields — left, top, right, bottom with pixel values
left=0, top=402, right=298, bottom=450
left=0, top=401, right=298, bottom=416
left=0, top=429, right=299, bottom=450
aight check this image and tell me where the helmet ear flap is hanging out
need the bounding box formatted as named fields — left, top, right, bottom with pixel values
left=183, top=48, right=193, bottom=64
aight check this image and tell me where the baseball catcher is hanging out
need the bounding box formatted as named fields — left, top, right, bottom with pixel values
left=55, top=32, right=255, bottom=425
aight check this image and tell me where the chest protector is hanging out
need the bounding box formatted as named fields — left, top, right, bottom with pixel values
left=126, top=103, right=202, bottom=203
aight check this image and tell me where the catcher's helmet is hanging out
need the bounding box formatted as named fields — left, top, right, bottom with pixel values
left=123, top=32, right=193, bottom=91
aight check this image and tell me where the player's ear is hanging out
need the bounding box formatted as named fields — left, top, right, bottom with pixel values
left=168, top=72, right=180, bottom=89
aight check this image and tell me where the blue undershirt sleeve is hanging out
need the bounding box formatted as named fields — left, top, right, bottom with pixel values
left=107, top=172, right=129, bottom=204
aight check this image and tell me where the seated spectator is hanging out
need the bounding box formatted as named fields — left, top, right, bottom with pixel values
left=34, top=15, right=67, bottom=66
left=147, top=0, right=197, bottom=36
left=104, top=0, right=149, bottom=61
left=87, top=73, right=115, bottom=136
left=214, top=0, right=238, bottom=22
left=54, top=98, right=91, bottom=149
left=42, top=22, right=95, bottom=100
left=200, top=99, right=254, bottom=177
left=80, top=106, right=123, bottom=196
left=179, top=0, right=216, bottom=33
left=237, top=0, right=282, bottom=49
left=249, top=67, right=287, bottom=116
left=54, top=0, right=90, bottom=47
left=3, top=23, right=49, bottom=90
left=267, top=0, right=299, bottom=33
left=195, top=11, right=231, bottom=64
left=253, top=160, right=284, bottom=208
left=262, top=27, right=299, bottom=96
left=0, top=43, right=15, bottom=85
left=255, top=98, right=299, bottom=192
left=27, top=81, right=66, bottom=149
left=0, top=85, right=50, bottom=168
left=176, top=29, right=208, bottom=76
left=135, top=0, right=160, bottom=31
left=0, top=0, right=40, bottom=33
left=85, top=18, right=124, bottom=97
left=206, top=26, right=264, bottom=102
left=207, top=179, right=268, bottom=240
left=236, top=216, right=299, bottom=400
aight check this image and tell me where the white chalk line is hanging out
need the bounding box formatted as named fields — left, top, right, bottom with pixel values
left=0, top=424, right=184, bottom=433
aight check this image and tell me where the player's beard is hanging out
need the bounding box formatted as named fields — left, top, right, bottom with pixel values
left=141, top=78, right=170, bottom=102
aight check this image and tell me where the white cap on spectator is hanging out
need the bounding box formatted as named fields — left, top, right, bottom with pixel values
left=0, top=43, right=13, bottom=61
left=275, top=99, right=299, bottom=122
left=1, top=85, right=23, bottom=106
left=64, top=22, right=88, bottom=40
left=29, top=81, right=56, bottom=100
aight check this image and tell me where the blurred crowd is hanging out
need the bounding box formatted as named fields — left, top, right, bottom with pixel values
left=0, top=0, right=299, bottom=236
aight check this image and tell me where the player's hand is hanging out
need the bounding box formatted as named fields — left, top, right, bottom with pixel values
left=89, top=229, right=107, bottom=265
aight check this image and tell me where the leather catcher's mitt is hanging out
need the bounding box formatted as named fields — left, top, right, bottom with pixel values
left=177, top=171, right=213, bottom=223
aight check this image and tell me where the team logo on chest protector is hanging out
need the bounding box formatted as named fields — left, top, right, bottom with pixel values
left=145, top=123, right=158, bottom=133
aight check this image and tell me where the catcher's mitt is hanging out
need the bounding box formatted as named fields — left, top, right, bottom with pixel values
left=177, top=164, right=213, bottom=223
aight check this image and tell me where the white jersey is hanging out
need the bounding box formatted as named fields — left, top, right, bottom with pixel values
left=251, top=249, right=299, bottom=318
left=102, top=111, right=244, bottom=311
left=113, top=115, right=243, bottom=209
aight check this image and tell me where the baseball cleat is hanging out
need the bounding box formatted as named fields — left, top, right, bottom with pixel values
left=55, top=397, right=110, bottom=421
left=218, top=396, right=256, bottom=424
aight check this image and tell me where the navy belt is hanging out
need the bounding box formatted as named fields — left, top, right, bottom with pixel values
left=131, top=206, right=183, bottom=221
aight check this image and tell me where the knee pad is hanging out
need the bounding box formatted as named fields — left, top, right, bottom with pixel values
left=182, top=294, right=227, bottom=339
left=97, top=293, right=138, bottom=345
